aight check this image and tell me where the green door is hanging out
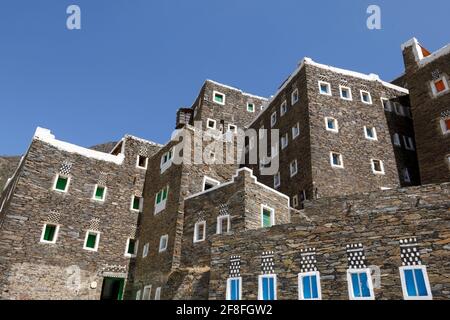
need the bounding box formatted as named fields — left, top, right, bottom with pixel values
left=100, top=277, right=125, bottom=300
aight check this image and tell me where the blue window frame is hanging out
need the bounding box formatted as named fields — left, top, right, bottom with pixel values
left=347, top=269, right=374, bottom=300
left=226, top=277, right=241, bottom=300
left=400, top=266, right=432, bottom=300
left=298, top=272, right=321, bottom=300
left=258, top=275, right=277, bottom=300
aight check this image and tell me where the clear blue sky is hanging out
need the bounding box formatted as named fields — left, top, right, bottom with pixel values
left=0, top=0, right=448, bottom=155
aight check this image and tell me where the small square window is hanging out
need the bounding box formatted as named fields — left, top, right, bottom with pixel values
left=228, top=124, right=237, bottom=133
left=142, top=243, right=149, bottom=258
left=280, top=101, right=288, bottom=116
left=206, top=118, right=217, bottom=130
left=440, top=118, right=450, bottom=135
left=371, top=159, right=385, bottom=175
left=325, top=117, right=338, bottom=133
left=292, top=123, right=300, bottom=139
left=213, top=91, right=225, bottom=105
left=84, top=231, right=100, bottom=252
left=271, top=112, right=277, bottom=127
left=393, top=133, right=401, bottom=147
left=194, top=221, right=206, bottom=243
left=93, top=185, right=106, bottom=202
left=290, top=159, right=298, bottom=177
left=261, top=205, right=274, bottom=228
left=137, top=155, right=148, bottom=169
left=247, top=103, right=255, bottom=113
left=273, top=172, right=281, bottom=188
left=125, top=238, right=137, bottom=257
left=202, top=176, right=220, bottom=191
left=399, top=266, right=432, bottom=300
left=160, top=149, right=174, bottom=173
left=40, top=224, right=59, bottom=244
left=291, top=89, right=299, bottom=105
left=360, top=90, right=372, bottom=104
left=339, top=86, right=352, bottom=100
left=54, top=175, right=69, bottom=192
left=142, top=285, right=152, bottom=300
left=403, top=136, right=415, bottom=151
left=217, top=215, right=230, bottom=234
left=431, top=76, right=449, bottom=96
left=131, top=195, right=143, bottom=212
left=364, top=126, right=377, bottom=141
left=159, top=235, right=168, bottom=252
left=281, top=133, right=289, bottom=149
left=318, top=81, right=332, bottom=96
left=154, top=287, right=161, bottom=300
left=381, top=98, right=392, bottom=112
left=330, top=152, right=344, bottom=168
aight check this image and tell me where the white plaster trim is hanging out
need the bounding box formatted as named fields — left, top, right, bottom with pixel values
left=402, top=38, right=450, bottom=67
left=52, top=174, right=71, bottom=193
left=212, top=90, right=226, bottom=106
left=206, top=79, right=268, bottom=101
left=124, top=238, right=138, bottom=258
left=193, top=221, right=206, bottom=243
left=339, top=85, right=353, bottom=101
left=154, top=287, right=161, bottom=300
left=258, top=274, right=277, bottom=300
left=261, top=204, right=275, bottom=228
left=291, top=88, right=299, bottom=105
left=226, top=277, right=242, bottom=300
left=360, top=90, right=373, bottom=105
left=292, top=123, right=300, bottom=139
left=399, top=266, right=433, bottom=300
left=83, top=230, right=100, bottom=252
left=318, top=81, right=332, bottom=96
left=347, top=268, right=375, bottom=300
left=216, top=215, right=231, bottom=234
left=430, top=76, right=449, bottom=97
left=247, top=102, right=256, bottom=113
left=330, top=152, right=344, bottom=169
left=130, top=195, right=143, bottom=213
left=159, top=234, right=168, bottom=252
left=325, top=117, right=339, bottom=133
left=142, top=285, right=152, bottom=300
left=92, top=184, right=107, bottom=202
left=40, top=224, right=60, bottom=244
left=364, top=126, right=378, bottom=141
left=202, top=176, right=221, bottom=191
left=371, top=159, right=385, bottom=175
left=298, top=271, right=322, bottom=300
left=136, top=155, right=148, bottom=170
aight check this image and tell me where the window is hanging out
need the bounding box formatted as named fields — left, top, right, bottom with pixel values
left=247, top=103, right=255, bottom=113
left=403, top=168, right=411, bottom=183
left=318, top=81, right=332, bottom=96
left=160, top=149, right=173, bottom=173
left=339, top=85, right=352, bottom=100
left=194, top=221, right=206, bottom=243
left=403, top=136, right=415, bottom=150
left=360, top=90, right=372, bottom=104
left=228, top=124, right=237, bottom=133
left=226, top=277, right=242, bottom=300
left=202, top=176, right=220, bottom=191
left=280, top=101, right=288, bottom=116
left=271, top=142, right=279, bottom=158
left=330, top=152, right=344, bottom=168
left=371, top=159, right=385, bottom=175
left=393, top=133, right=401, bottom=147
left=290, top=159, right=298, bottom=177
left=271, top=112, right=277, bottom=127
left=125, top=238, right=138, bottom=257
left=281, top=133, right=289, bottom=150
left=347, top=269, right=375, bottom=300
left=206, top=118, right=217, bottom=130
left=292, top=123, right=300, bottom=139
left=142, top=285, right=152, bottom=300
left=258, top=274, right=277, bottom=300
left=136, top=290, right=142, bottom=300
left=159, top=235, right=168, bottom=252
left=142, top=243, right=149, bottom=258
left=300, top=190, right=306, bottom=209
left=136, top=155, right=148, bottom=169
left=154, top=186, right=169, bottom=214
left=131, top=195, right=143, bottom=212
left=400, top=266, right=432, bottom=300
left=213, top=91, right=225, bottom=105
left=53, top=175, right=70, bottom=193
left=431, top=76, right=449, bottom=96
left=291, top=89, right=299, bottom=105
left=292, top=195, right=299, bottom=208
left=93, top=185, right=106, bottom=202
left=40, top=224, right=59, bottom=244
left=364, top=126, right=377, bottom=141
left=440, top=118, right=450, bottom=135
left=261, top=205, right=275, bottom=228
left=298, top=272, right=322, bottom=300
left=154, top=287, right=161, bottom=300
left=217, top=215, right=230, bottom=234
left=83, top=231, right=100, bottom=252
left=325, top=117, right=338, bottom=133
left=381, top=98, right=392, bottom=112
left=273, top=172, right=280, bottom=189
left=394, top=102, right=405, bottom=116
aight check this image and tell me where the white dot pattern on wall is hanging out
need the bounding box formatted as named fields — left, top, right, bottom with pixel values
left=300, top=248, right=318, bottom=273
left=346, top=243, right=368, bottom=269
left=399, top=237, right=422, bottom=266
left=229, top=255, right=241, bottom=278
left=59, top=161, right=73, bottom=175
left=261, top=251, right=275, bottom=275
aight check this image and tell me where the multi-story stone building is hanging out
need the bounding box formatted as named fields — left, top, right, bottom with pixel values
left=0, top=38, right=449, bottom=300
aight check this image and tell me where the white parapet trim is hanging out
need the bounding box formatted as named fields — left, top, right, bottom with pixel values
left=401, top=37, right=450, bottom=68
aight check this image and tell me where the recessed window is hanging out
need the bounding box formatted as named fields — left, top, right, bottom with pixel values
left=330, top=152, right=344, bottom=168
left=364, top=126, right=378, bottom=141
left=381, top=98, right=392, bottom=112
left=273, top=172, right=280, bottom=189
left=217, top=215, right=230, bottom=234
left=318, top=81, right=332, bottom=96
left=194, top=221, right=206, bottom=243
left=160, top=148, right=173, bottom=173
left=280, top=101, right=288, bottom=116
left=136, top=290, right=141, bottom=300
left=142, top=285, right=152, bottom=300
left=271, top=142, right=279, bottom=158
left=247, top=103, right=255, bottom=113
left=154, top=287, right=161, bottom=300
left=292, top=123, right=300, bottom=139
left=290, top=159, right=298, bottom=177
left=206, top=118, right=217, bottom=130
left=281, top=133, right=289, bottom=150
left=53, top=175, right=70, bottom=193
left=298, top=271, right=322, bottom=300
left=371, top=159, right=385, bottom=175
left=125, top=238, right=138, bottom=257
left=142, top=243, right=149, bottom=258
left=360, top=90, right=372, bottom=104
left=137, top=155, right=148, bottom=169
left=270, top=112, right=277, bottom=127
left=292, top=195, right=299, bottom=208
left=399, top=266, right=432, bottom=300
left=440, top=118, right=450, bottom=135
left=393, top=133, right=401, bottom=147
left=213, top=91, right=225, bottom=105
left=258, top=274, right=277, bottom=300
left=83, top=231, right=100, bottom=252
left=131, top=195, right=143, bottom=212
left=40, top=224, right=59, bottom=244
left=202, top=176, right=220, bottom=191
left=394, top=102, right=405, bottom=116
left=339, top=86, right=352, bottom=100
left=226, top=277, right=242, bottom=300
left=403, top=168, right=411, bottom=183
left=93, top=185, right=106, bottom=202
left=159, top=235, right=168, bottom=252
left=261, top=205, right=275, bottom=228
left=228, top=124, right=237, bottom=133
left=325, top=117, right=338, bottom=133
left=431, top=76, right=449, bottom=96
left=154, top=186, right=169, bottom=214
left=291, top=89, right=299, bottom=105
left=347, top=268, right=375, bottom=300
left=300, top=190, right=306, bottom=209
left=403, top=136, right=415, bottom=151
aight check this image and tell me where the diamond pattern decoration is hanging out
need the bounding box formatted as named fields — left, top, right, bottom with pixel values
left=346, top=243, right=367, bottom=269
left=300, top=248, right=318, bottom=273
left=400, top=237, right=422, bottom=266
left=219, top=204, right=229, bottom=216
left=261, top=251, right=275, bottom=274
left=46, top=211, right=61, bottom=224
left=139, top=146, right=149, bottom=157
left=97, top=172, right=108, bottom=187
left=196, top=211, right=206, bottom=223
left=432, top=69, right=441, bottom=80
left=229, top=255, right=241, bottom=278
left=88, top=218, right=101, bottom=231
left=59, top=161, right=73, bottom=175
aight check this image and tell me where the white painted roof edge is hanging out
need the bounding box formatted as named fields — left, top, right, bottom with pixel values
left=205, top=79, right=269, bottom=101
left=401, top=37, right=450, bottom=67
left=124, top=134, right=164, bottom=147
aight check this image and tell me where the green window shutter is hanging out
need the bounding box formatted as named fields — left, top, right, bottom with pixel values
left=127, top=239, right=135, bottom=254
left=133, top=197, right=141, bottom=210
left=56, top=176, right=68, bottom=191
left=215, top=94, right=223, bottom=103
left=44, top=225, right=56, bottom=241
left=156, top=191, right=162, bottom=204
left=95, top=187, right=105, bottom=200
left=162, top=187, right=168, bottom=200
left=86, top=233, right=97, bottom=248
left=263, top=209, right=272, bottom=228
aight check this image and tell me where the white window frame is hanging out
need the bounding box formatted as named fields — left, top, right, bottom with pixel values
left=136, top=290, right=142, bottom=300
left=83, top=230, right=100, bottom=252
left=247, top=102, right=255, bottom=113
left=142, top=285, right=152, bottom=300
left=381, top=98, right=392, bottom=112
left=270, top=112, right=277, bottom=127
left=258, top=274, right=277, bottom=300
left=360, top=90, right=373, bottom=105
left=159, top=234, right=168, bottom=253
left=52, top=174, right=71, bottom=193
left=260, top=204, right=275, bottom=228
left=394, top=102, right=405, bottom=116
left=298, top=271, right=322, bottom=300
left=290, top=159, right=298, bottom=177
left=440, top=118, right=450, bottom=135
left=228, top=124, right=237, bottom=133
left=281, top=133, right=289, bottom=150
left=292, top=195, right=299, bottom=208
left=403, top=136, right=415, bottom=151
left=213, top=90, right=226, bottom=105
left=154, top=186, right=169, bottom=215
left=142, top=243, right=149, bottom=258
left=226, top=277, right=242, bottom=300
left=393, top=133, right=401, bottom=147
left=347, top=268, right=375, bottom=300
left=371, top=159, right=385, bottom=175
left=136, top=155, right=148, bottom=170
left=216, top=215, right=231, bottom=234
left=206, top=118, right=217, bottom=130
left=271, top=142, right=279, bottom=158
left=154, top=287, right=161, bottom=300
left=291, top=89, right=299, bottom=105
left=273, top=172, right=281, bottom=189
left=193, top=221, right=206, bottom=243
left=40, top=223, right=60, bottom=244
left=160, top=148, right=173, bottom=174
left=403, top=168, right=411, bottom=183
left=399, top=266, right=432, bottom=300
left=92, top=184, right=107, bottom=202
left=292, top=123, right=300, bottom=139
left=325, top=117, right=338, bottom=133
left=130, top=195, right=143, bottom=213
left=330, top=152, right=344, bottom=169
left=431, top=75, right=449, bottom=97
left=280, top=101, right=288, bottom=116
left=364, top=126, right=378, bottom=141
left=318, top=81, right=332, bottom=96
left=339, top=85, right=352, bottom=101
left=124, top=238, right=138, bottom=257
left=202, top=176, right=221, bottom=192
